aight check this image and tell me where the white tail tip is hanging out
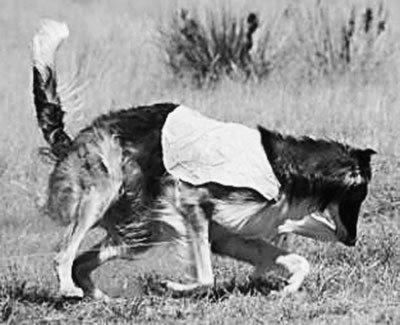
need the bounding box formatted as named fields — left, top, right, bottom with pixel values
left=32, top=19, right=69, bottom=72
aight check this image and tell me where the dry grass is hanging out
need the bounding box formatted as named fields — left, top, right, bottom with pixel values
left=158, top=0, right=394, bottom=86
left=0, top=0, right=400, bottom=323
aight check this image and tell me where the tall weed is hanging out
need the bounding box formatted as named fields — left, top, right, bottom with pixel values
left=157, top=7, right=284, bottom=86
left=290, top=0, right=392, bottom=80
left=157, top=0, right=393, bottom=86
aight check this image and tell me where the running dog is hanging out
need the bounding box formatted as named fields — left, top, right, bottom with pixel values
left=31, top=20, right=375, bottom=299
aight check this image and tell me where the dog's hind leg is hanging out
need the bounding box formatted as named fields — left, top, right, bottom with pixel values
left=54, top=185, right=119, bottom=298
left=50, top=130, right=123, bottom=298
left=160, top=183, right=214, bottom=293
left=72, top=236, right=129, bottom=300
left=210, top=222, right=310, bottom=293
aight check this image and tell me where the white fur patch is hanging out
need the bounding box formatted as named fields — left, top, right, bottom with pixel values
left=276, top=254, right=310, bottom=293
left=32, top=20, right=69, bottom=75
left=32, top=20, right=86, bottom=114
left=98, top=244, right=122, bottom=262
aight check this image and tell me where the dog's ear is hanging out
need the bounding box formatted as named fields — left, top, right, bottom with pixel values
left=354, top=148, right=376, bottom=166
left=361, top=148, right=377, bottom=160
left=257, top=126, right=283, bottom=162
left=363, top=148, right=377, bottom=156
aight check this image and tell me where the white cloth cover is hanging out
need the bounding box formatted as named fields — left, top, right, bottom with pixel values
left=161, top=105, right=280, bottom=200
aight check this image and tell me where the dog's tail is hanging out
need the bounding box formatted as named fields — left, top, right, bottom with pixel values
left=32, top=20, right=72, bottom=159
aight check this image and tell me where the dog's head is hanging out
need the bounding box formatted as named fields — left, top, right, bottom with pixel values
left=334, top=148, right=376, bottom=245
left=304, top=147, right=376, bottom=246
left=258, top=127, right=376, bottom=246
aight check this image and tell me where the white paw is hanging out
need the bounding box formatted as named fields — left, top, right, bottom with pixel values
left=282, top=283, right=300, bottom=294
left=162, top=280, right=211, bottom=293
left=60, top=285, right=84, bottom=298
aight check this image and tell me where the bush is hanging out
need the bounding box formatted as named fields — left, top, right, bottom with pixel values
left=157, top=1, right=391, bottom=87
left=290, top=0, right=391, bottom=80
left=157, top=7, right=279, bottom=87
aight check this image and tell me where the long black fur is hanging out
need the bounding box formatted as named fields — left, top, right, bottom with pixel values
left=33, top=66, right=72, bottom=158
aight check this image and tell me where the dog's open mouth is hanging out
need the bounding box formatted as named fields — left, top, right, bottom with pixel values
left=309, top=212, right=336, bottom=231
left=304, top=212, right=338, bottom=242
left=278, top=212, right=338, bottom=242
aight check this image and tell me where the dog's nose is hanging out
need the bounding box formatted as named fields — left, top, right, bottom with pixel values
left=343, top=237, right=357, bottom=247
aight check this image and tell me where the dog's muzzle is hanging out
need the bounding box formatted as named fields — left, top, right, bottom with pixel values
left=340, top=236, right=357, bottom=247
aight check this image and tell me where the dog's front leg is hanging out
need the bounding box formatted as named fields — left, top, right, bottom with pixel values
left=210, top=222, right=309, bottom=293
left=164, top=186, right=214, bottom=293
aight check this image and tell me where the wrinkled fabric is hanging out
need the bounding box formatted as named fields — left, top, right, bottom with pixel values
left=161, top=105, right=280, bottom=200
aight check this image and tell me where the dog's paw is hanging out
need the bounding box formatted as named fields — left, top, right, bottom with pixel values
left=161, top=280, right=212, bottom=295
left=60, top=286, right=84, bottom=299
left=162, top=280, right=195, bottom=292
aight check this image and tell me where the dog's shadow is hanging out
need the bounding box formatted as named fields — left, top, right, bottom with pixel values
left=0, top=282, right=81, bottom=313
left=138, top=273, right=287, bottom=302
left=0, top=274, right=286, bottom=314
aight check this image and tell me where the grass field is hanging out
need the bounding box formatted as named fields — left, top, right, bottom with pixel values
left=1, top=0, right=400, bottom=323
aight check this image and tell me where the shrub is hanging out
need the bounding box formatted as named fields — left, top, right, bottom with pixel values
left=157, top=1, right=392, bottom=86
left=289, top=0, right=391, bottom=80
left=157, top=7, right=280, bottom=87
